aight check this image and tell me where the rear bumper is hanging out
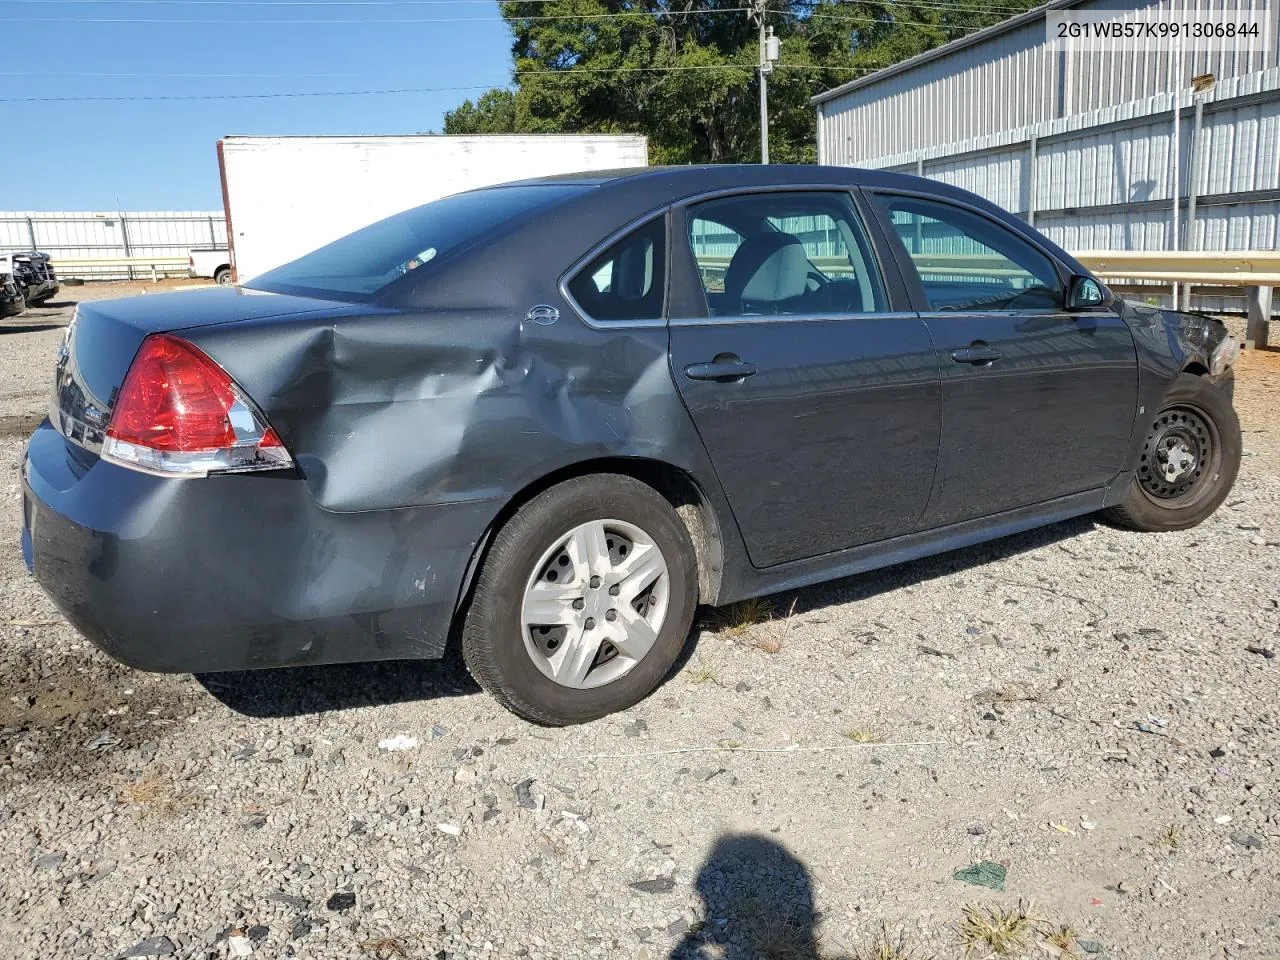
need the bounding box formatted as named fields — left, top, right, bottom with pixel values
left=22, top=421, right=498, bottom=673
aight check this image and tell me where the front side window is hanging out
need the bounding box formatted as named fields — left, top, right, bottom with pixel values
left=880, top=196, right=1063, bottom=312
left=565, top=217, right=666, bottom=323
left=687, top=192, right=886, bottom=317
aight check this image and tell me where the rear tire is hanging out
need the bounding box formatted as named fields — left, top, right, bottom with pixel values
left=1103, top=373, right=1240, bottom=532
left=214, top=267, right=233, bottom=286
left=462, top=474, right=698, bottom=725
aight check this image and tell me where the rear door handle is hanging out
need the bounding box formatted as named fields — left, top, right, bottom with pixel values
left=684, top=358, right=757, bottom=382
left=950, top=344, right=1002, bottom=365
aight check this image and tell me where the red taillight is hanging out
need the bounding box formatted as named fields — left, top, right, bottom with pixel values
left=102, top=334, right=291, bottom=477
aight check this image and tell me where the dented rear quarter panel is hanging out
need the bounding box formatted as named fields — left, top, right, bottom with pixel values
left=182, top=187, right=740, bottom=612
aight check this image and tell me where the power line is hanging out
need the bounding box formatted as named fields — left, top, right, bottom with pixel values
left=0, top=71, right=359, bottom=78
left=0, top=62, right=884, bottom=102
left=1, top=10, right=752, bottom=22
left=13, top=0, right=1037, bottom=11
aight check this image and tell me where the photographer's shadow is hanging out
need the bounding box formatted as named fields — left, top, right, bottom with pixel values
left=671, top=833, right=822, bottom=960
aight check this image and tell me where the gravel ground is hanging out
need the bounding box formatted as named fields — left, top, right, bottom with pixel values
left=1, top=292, right=1277, bottom=960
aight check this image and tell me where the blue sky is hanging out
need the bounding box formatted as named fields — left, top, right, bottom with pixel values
left=0, top=0, right=514, bottom=210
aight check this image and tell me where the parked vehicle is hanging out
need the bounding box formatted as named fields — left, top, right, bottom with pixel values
left=1, top=271, right=24, bottom=318
left=1, top=251, right=59, bottom=305
left=217, top=134, right=648, bottom=282
left=23, top=166, right=1241, bottom=725
left=188, top=246, right=233, bottom=285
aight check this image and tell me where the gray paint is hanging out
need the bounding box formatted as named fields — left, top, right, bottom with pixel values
left=22, top=165, right=1228, bottom=674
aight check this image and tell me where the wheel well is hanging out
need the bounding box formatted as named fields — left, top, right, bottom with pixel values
left=1183, top=361, right=1209, bottom=377
left=453, top=458, right=725, bottom=616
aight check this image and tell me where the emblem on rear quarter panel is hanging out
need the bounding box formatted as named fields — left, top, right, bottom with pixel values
left=526, top=305, right=560, bottom=326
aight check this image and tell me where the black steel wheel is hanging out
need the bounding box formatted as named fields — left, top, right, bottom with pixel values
left=1104, top=373, right=1240, bottom=532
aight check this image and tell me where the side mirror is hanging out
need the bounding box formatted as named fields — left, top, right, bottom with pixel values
left=1066, top=275, right=1113, bottom=310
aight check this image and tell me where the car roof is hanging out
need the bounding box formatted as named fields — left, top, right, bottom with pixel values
left=510, top=164, right=927, bottom=194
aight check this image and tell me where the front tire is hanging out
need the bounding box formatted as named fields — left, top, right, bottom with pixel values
left=462, top=474, right=698, bottom=725
left=1103, top=373, right=1241, bottom=532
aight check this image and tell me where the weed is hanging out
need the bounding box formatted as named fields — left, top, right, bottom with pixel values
left=957, top=901, right=1037, bottom=958
left=853, top=923, right=930, bottom=960
left=358, top=936, right=412, bottom=959
left=749, top=597, right=799, bottom=654
left=1040, top=924, right=1081, bottom=958
left=735, top=895, right=815, bottom=960
left=685, top=658, right=720, bottom=685
left=713, top=597, right=774, bottom=635
left=840, top=728, right=885, bottom=744
left=1153, top=823, right=1182, bottom=850
left=117, top=772, right=200, bottom=817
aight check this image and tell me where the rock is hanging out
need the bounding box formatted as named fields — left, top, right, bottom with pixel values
left=437, top=822, right=462, bottom=836
left=454, top=768, right=477, bottom=785
left=247, top=925, right=269, bottom=942
left=227, top=931, right=253, bottom=959
left=35, top=852, right=66, bottom=871
left=326, top=891, right=357, bottom=912
left=118, top=936, right=176, bottom=958
left=1245, top=645, right=1276, bottom=659
left=515, top=779, right=544, bottom=811
left=1209, top=747, right=1227, bottom=759
left=624, top=719, right=649, bottom=738
left=289, top=918, right=312, bottom=940
left=966, top=824, right=986, bottom=836
left=734, top=681, right=752, bottom=693
left=264, top=890, right=304, bottom=911
left=1230, top=831, right=1263, bottom=850
left=665, top=917, right=690, bottom=936
left=629, top=876, right=675, bottom=894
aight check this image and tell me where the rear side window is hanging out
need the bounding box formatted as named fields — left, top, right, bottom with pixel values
left=566, top=217, right=666, bottom=323
left=880, top=196, right=1063, bottom=312
left=248, top=183, right=589, bottom=301
left=687, top=192, right=886, bottom=317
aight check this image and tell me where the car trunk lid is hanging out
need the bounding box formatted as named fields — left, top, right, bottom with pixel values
left=49, top=287, right=361, bottom=451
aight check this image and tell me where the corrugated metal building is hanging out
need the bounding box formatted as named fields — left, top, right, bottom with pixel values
left=814, top=0, right=1280, bottom=313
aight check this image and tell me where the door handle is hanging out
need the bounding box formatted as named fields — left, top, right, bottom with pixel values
left=950, top=344, right=1002, bottom=365
left=684, top=358, right=757, bottom=382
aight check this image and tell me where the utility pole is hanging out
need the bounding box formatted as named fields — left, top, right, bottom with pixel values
left=753, top=0, right=779, bottom=164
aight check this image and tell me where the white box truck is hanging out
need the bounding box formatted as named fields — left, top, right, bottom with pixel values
left=216, top=134, right=649, bottom=283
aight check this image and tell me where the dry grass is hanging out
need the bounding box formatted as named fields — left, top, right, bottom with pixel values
left=713, top=597, right=775, bottom=636
left=358, top=936, right=412, bottom=959
left=957, top=901, right=1037, bottom=958
left=840, top=727, right=885, bottom=744
left=685, top=657, right=720, bottom=685
left=1040, top=925, right=1081, bottom=958
left=852, top=923, right=931, bottom=960
left=1153, top=823, right=1183, bottom=850
left=735, top=896, right=816, bottom=960
left=117, top=772, right=200, bottom=817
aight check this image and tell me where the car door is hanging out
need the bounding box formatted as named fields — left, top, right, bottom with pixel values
left=667, top=189, right=942, bottom=569
left=868, top=191, right=1138, bottom=527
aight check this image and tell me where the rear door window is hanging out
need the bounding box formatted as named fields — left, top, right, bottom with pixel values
left=565, top=217, right=666, bottom=323
left=686, top=192, right=886, bottom=317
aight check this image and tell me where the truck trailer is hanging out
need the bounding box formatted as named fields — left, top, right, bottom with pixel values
left=216, top=134, right=649, bottom=283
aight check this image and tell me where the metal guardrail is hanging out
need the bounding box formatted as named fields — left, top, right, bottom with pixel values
left=50, top=256, right=190, bottom=282
left=696, top=249, right=1275, bottom=347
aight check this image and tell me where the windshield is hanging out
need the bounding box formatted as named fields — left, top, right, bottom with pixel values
left=246, top=183, right=590, bottom=301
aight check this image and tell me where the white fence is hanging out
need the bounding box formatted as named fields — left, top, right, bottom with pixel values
left=0, top=211, right=226, bottom=280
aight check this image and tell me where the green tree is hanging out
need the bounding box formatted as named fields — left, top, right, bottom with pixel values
left=444, top=0, right=1037, bottom=164
left=443, top=88, right=518, bottom=134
